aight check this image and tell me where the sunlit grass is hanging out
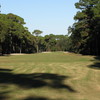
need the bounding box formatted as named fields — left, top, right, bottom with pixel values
left=0, top=52, right=100, bottom=100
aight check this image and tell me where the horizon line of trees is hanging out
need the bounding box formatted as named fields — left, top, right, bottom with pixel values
left=0, top=0, right=100, bottom=56
left=0, top=13, right=69, bottom=55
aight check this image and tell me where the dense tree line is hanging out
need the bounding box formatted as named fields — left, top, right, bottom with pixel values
left=68, top=0, right=100, bottom=55
left=0, top=13, right=69, bottom=55
left=1, top=0, right=100, bottom=56
left=0, top=13, right=36, bottom=55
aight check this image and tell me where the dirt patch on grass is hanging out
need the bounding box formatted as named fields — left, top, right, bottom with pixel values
left=10, top=53, right=27, bottom=55
left=42, top=52, right=52, bottom=53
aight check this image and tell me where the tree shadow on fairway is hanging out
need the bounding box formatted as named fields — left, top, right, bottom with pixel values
left=89, top=56, right=100, bottom=69
left=0, top=68, right=76, bottom=100
left=23, top=96, right=48, bottom=100
left=0, top=92, right=8, bottom=100
left=0, top=91, right=11, bottom=100
left=23, top=96, right=66, bottom=100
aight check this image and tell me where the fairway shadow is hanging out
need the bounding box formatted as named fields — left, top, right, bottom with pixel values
left=0, top=93, right=7, bottom=100
left=89, top=56, right=100, bottom=69
left=23, top=96, right=66, bottom=100
left=23, top=96, right=48, bottom=100
left=0, top=68, right=76, bottom=100
left=0, top=91, right=11, bottom=100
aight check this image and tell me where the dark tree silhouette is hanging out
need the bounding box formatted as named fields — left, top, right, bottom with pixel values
left=0, top=68, right=76, bottom=100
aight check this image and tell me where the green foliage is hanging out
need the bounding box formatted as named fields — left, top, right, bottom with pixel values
left=0, top=13, right=36, bottom=55
left=69, top=0, right=100, bottom=55
left=32, top=29, right=42, bottom=37
left=43, top=34, right=69, bottom=52
left=32, top=29, right=43, bottom=53
left=0, top=13, right=70, bottom=54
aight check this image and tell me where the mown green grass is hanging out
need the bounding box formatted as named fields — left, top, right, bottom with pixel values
left=0, top=52, right=100, bottom=100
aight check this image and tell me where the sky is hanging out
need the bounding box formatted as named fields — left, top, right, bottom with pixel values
left=0, top=0, right=79, bottom=36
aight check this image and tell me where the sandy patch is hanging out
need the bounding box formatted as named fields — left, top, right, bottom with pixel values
left=63, top=51, right=69, bottom=53
left=10, top=53, right=27, bottom=55
left=42, top=52, right=51, bottom=53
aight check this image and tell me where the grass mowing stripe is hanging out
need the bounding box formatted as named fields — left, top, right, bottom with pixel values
left=0, top=52, right=100, bottom=100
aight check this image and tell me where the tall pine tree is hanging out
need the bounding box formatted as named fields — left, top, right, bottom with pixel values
left=69, top=0, right=100, bottom=55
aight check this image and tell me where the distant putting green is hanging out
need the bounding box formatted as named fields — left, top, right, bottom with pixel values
left=0, top=52, right=100, bottom=100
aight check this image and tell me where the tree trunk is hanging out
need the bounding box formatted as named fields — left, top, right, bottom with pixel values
left=19, top=48, right=22, bottom=54
left=36, top=45, right=39, bottom=53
